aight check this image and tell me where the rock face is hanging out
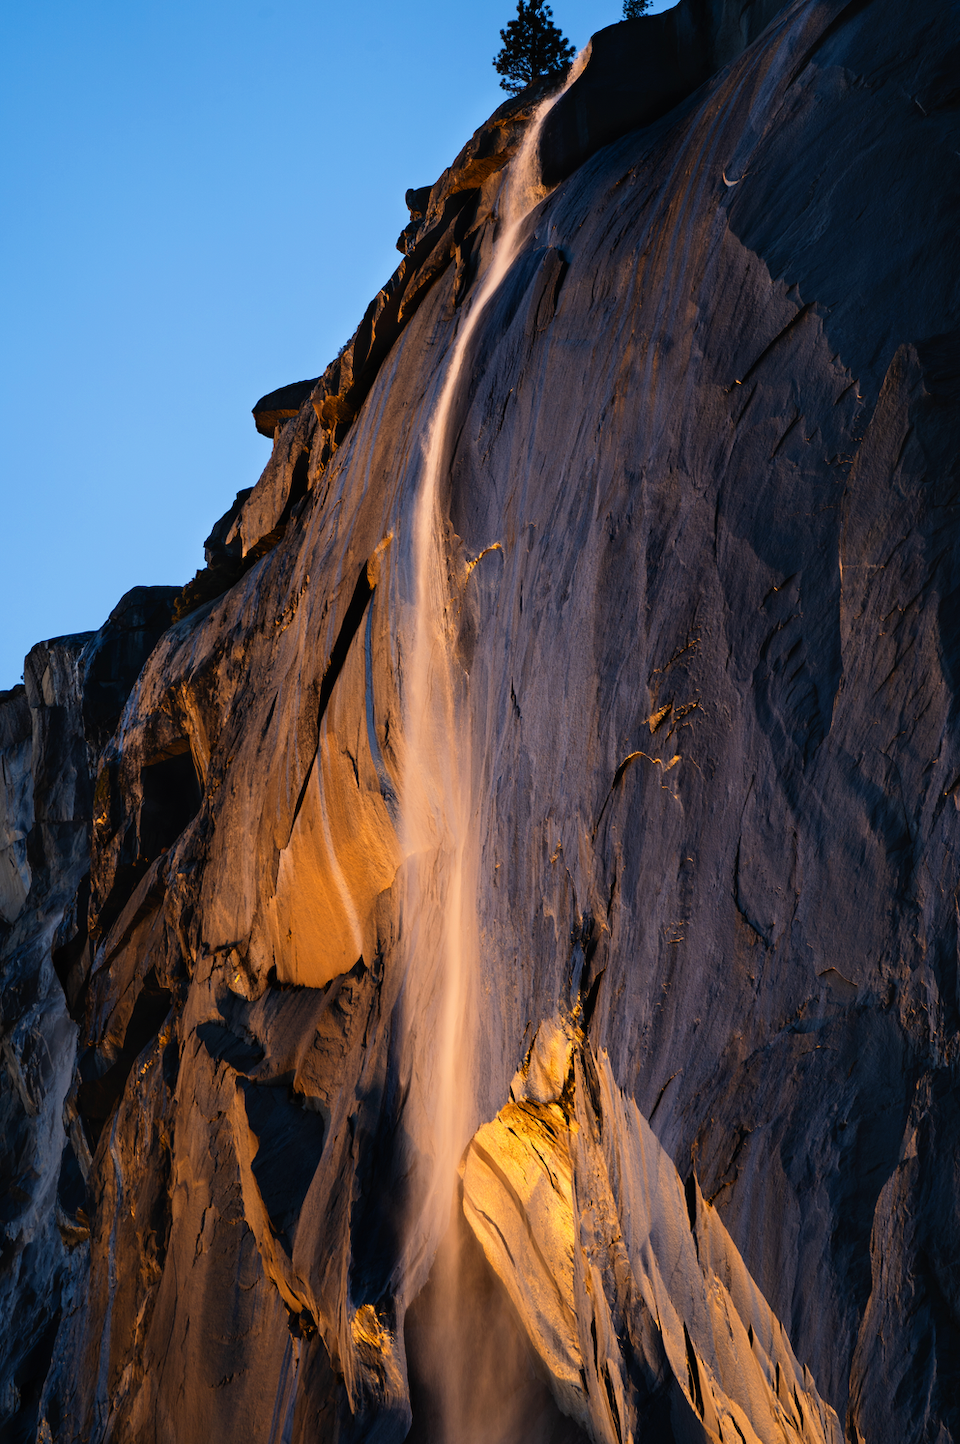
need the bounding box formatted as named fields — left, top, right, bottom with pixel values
left=3, top=0, right=960, bottom=1440
left=0, top=591, right=178, bottom=1443
left=539, top=0, right=788, bottom=184
left=463, top=1027, right=842, bottom=1443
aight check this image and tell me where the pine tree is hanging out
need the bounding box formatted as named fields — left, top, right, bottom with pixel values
left=622, top=0, right=652, bottom=16
left=493, top=0, right=577, bottom=95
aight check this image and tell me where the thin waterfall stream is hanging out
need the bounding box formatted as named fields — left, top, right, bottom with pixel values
left=399, top=61, right=584, bottom=1444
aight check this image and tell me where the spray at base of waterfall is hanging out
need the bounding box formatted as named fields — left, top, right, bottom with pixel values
left=404, top=1205, right=590, bottom=1444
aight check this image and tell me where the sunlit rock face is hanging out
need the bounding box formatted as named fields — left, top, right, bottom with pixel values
left=464, top=1023, right=842, bottom=1442
left=3, top=0, right=960, bottom=1440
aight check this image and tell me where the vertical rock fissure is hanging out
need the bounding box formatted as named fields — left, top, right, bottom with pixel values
left=288, top=562, right=375, bottom=837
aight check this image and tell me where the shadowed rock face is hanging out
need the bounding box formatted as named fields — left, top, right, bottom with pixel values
left=3, top=0, right=960, bottom=1440
left=0, top=592, right=179, bottom=1444
left=538, top=0, right=789, bottom=185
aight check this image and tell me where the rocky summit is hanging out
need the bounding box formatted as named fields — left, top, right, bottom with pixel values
left=2, top=0, right=959, bottom=1440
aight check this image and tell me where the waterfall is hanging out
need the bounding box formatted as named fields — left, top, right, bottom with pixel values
left=398, top=58, right=585, bottom=1444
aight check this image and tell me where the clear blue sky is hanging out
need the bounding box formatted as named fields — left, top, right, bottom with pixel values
left=1, top=0, right=671, bottom=690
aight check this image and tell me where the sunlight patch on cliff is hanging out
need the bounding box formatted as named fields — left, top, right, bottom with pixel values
left=462, top=1023, right=843, bottom=1444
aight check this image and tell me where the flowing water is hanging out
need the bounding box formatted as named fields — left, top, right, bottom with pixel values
left=398, top=60, right=584, bottom=1443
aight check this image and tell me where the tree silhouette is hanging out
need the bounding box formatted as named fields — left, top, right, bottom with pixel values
left=493, top=0, right=576, bottom=95
left=622, top=0, right=652, bottom=15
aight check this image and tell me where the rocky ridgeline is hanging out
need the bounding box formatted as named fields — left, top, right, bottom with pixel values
left=2, top=0, right=959, bottom=1440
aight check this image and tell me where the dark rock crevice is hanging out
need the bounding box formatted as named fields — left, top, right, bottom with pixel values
left=75, top=967, right=173, bottom=1148
left=138, top=745, right=202, bottom=862
left=288, top=559, right=376, bottom=839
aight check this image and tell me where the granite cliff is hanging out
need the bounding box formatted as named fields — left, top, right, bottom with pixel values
left=2, top=0, right=959, bottom=1439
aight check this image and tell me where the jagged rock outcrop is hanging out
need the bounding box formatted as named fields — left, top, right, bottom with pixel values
left=254, top=380, right=322, bottom=440
left=463, top=1021, right=842, bottom=1442
left=3, top=0, right=960, bottom=1440
left=0, top=590, right=178, bottom=1442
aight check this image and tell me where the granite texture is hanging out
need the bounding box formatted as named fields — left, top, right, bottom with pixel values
left=2, top=0, right=959, bottom=1438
